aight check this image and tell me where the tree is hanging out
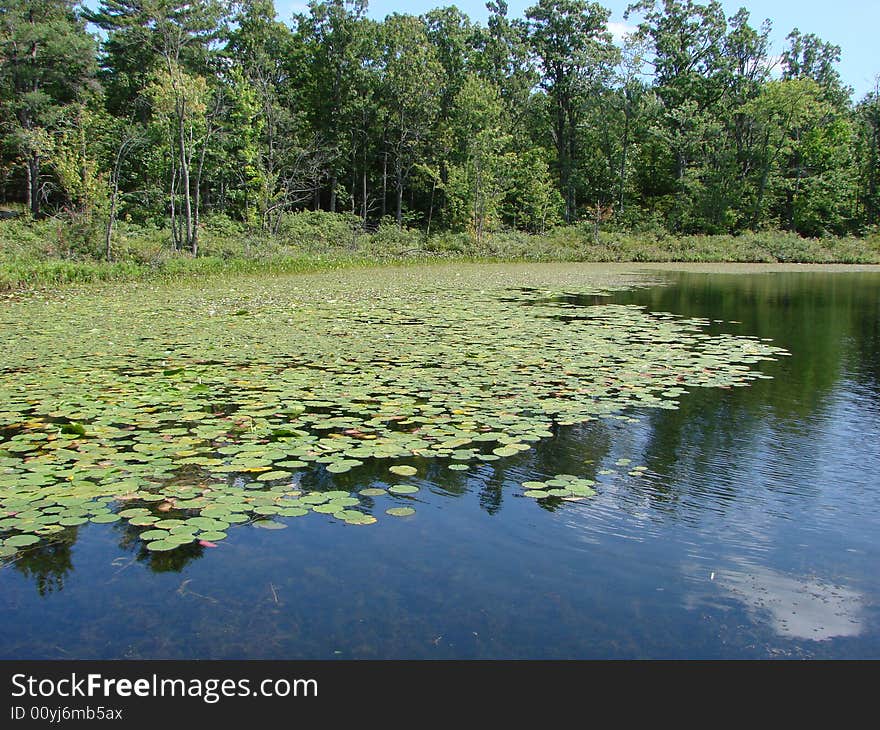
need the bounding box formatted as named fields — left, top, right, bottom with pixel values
left=854, top=83, right=880, bottom=228
left=298, top=0, right=371, bottom=213
left=226, top=0, right=325, bottom=232
left=526, top=0, right=617, bottom=222
left=445, top=75, right=509, bottom=242
left=0, top=0, right=96, bottom=217
left=626, top=0, right=729, bottom=208
left=146, top=63, right=205, bottom=252
left=742, top=78, right=854, bottom=235
left=89, top=0, right=224, bottom=252
left=782, top=28, right=848, bottom=105
left=379, top=14, right=443, bottom=227
left=104, top=118, right=145, bottom=259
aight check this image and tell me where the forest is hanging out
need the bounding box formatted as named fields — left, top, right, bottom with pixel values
left=1, top=0, right=879, bottom=260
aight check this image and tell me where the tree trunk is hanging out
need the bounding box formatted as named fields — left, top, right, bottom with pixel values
left=177, top=108, right=193, bottom=253
left=395, top=168, right=403, bottom=228
left=619, top=103, right=630, bottom=215
left=105, top=176, right=119, bottom=261
left=554, top=92, right=570, bottom=223
left=170, top=153, right=179, bottom=251
left=426, top=177, right=436, bottom=237
left=382, top=148, right=388, bottom=218
left=25, top=159, right=33, bottom=217
left=329, top=175, right=337, bottom=213
left=27, top=152, right=40, bottom=218
left=194, top=139, right=209, bottom=258
left=361, top=168, right=367, bottom=223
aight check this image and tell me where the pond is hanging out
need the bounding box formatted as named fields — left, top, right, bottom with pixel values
left=0, top=263, right=878, bottom=659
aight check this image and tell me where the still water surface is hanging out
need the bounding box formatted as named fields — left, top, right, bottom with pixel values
left=1, top=266, right=878, bottom=658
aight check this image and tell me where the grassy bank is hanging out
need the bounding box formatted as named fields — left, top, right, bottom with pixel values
left=1, top=211, right=878, bottom=292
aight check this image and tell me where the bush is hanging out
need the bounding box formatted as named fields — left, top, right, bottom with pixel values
left=276, top=210, right=360, bottom=250
left=1, top=210, right=878, bottom=293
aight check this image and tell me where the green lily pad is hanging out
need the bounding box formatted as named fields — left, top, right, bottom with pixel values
left=90, top=513, right=121, bottom=524
left=5, top=534, right=40, bottom=547
left=253, top=520, right=287, bottom=530
left=343, top=513, right=377, bottom=525
left=313, top=503, right=344, bottom=514
left=198, top=531, right=227, bottom=541
left=140, top=530, right=168, bottom=541
left=58, top=516, right=89, bottom=526
left=389, top=465, right=417, bottom=477
left=145, top=539, right=180, bottom=552
left=257, top=470, right=289, bottom=481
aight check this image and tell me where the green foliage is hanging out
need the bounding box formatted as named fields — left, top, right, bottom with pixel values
left=0, top=0, right=876, bottom=239
left=1, top=216, right=877, bottom=293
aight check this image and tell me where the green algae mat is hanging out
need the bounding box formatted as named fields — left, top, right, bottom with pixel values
left=0, top=265, right=787, bottom=558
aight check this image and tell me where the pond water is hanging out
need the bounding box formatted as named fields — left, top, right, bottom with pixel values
left=0, top=264, right=878, bottom=659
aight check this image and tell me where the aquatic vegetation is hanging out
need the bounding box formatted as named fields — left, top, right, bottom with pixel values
left=0, top=266, right=788, bottom=558
left=520, top=475, right=597, bottom=500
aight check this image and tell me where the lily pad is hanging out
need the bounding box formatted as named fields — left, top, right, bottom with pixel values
left=145, top=539, right=180, bottom=552
left=90, top=513, right=121, bottom=524
left=253, top=520, right=287, bottom=530
left=197, top=531, right=227, bottom=541
left=5, top=534, right=40, bottom=547
left=389, top=465, right=417, bottom=477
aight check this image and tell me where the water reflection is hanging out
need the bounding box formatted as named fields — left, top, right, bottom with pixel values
left=12, top=531, right=77, bottom=596
left=686, top=559, right=864, bottom=641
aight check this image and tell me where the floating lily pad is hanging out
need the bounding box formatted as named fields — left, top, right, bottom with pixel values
left=90, top=513, right=121, bottom=524
left=388, top=485, right=419, bottom=495
left=253, top=520, right=287, bottom=530
left=153, top=519, right=185, bottom=530
left=386, top=507, right=415, bottom=517
left=492, top=446, right=519, bottom=457
left=389, top=465, right=417, bottom=477
left=145, top=539, right=180, bottom=551
left=300, top=494, right=329, bottom=505
left=5, top=534, right=40, bottom=547
left=59, top=516, right=90, bottom=526
left=256, top=470, right=289, bottom=482
left=197, top=531, right=227, bottom=542
left=140, top=530, right=168, bottom=541
left=313, top=503, right=344, bottom=514
left=343, top=513, right=377, bottom=525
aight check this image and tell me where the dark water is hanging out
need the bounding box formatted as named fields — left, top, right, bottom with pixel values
left=1, top=269, right=878, bottom=659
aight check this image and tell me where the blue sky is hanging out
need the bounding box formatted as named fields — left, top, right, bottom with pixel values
left=275, top=0, right=879, bottom=101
